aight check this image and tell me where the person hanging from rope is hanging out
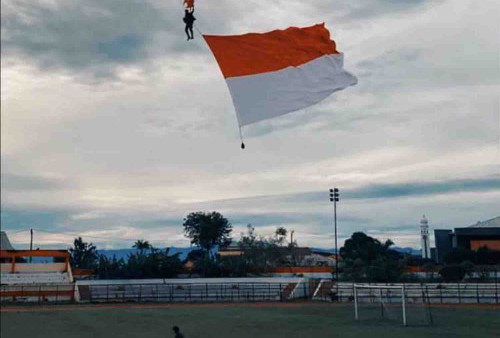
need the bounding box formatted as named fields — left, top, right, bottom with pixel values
left=183, top=9, right=196, bottom=40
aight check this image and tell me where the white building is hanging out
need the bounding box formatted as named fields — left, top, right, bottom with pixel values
left=420, top=215, right=431, bottom=259
left=0, top=231, right=15, bottom=250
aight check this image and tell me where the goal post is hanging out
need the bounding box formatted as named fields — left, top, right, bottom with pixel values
left=354, top=284, right=406, bottom=326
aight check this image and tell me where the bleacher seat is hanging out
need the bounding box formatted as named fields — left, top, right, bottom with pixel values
left=80, top=281, right=296, bottom=302
left=0, top=272, right=70, bottom=285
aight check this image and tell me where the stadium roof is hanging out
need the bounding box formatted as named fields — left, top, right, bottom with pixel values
left=468, top=216, right=500, bottom=228
left=0, top=231, right=15, bottom=250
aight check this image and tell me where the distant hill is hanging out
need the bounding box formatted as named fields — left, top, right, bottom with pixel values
left=30, top=247, right=195, bottom=263
left=97, top=246, right=421, bottom=261
left=310, top=248, right=337, bottom=254
left=32, top=245, right=420, bottom=263
left=392, top=247, right=421, bottom=256
left=311, top=247, right=420, bottom=256
left=98, top=247, right=194, bottom=261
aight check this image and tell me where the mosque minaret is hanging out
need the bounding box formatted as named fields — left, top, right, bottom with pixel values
left=420, top=215, right=431, bottom=259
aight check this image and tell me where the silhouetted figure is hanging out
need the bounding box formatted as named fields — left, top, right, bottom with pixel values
left=183, top=11, right=195, bottom=41
left=172, top=326, right=184, bottom=338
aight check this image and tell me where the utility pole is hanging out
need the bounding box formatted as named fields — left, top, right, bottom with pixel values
left=329, top=188, right=340, bottom=300
left=29, top=228, right=33, bottom=263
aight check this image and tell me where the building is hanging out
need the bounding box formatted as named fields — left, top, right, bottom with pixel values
left=0, top=231, right=15, bottom=263
left=0, top=231, right=75, bottom=302
left=434, top=216, right=500, bottom=263
left=218, top=243, right=313, bottom=261
left=420, top=215, right=431, bottom=259
left=218, top=242, right=335, bottom=278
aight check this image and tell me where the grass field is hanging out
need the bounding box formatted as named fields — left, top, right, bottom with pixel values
left=1, top=302, right=499, bottom=338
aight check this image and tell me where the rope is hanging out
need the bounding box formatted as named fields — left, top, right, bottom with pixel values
left=194, top=24, right=203, bottom=36
left=238, top=124, right=245, bottom=149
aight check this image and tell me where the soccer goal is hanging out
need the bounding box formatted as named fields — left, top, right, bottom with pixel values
left=354, top=284, right=407, bottom=326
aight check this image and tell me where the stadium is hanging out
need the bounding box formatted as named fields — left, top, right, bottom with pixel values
left=2, top=0, right=499, bottom=337
left=2, top=230, right=499, bottom=337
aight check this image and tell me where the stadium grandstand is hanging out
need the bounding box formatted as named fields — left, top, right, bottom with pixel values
left=75, top=277, right=310, bottom=303
left=0, top=231, right=75, bottom=303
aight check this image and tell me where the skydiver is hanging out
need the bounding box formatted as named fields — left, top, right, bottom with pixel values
left=183, top=10, right=195, bottom=41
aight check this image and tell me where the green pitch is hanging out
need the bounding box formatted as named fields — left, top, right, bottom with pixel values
left=1, top=303, right=499, bottom=338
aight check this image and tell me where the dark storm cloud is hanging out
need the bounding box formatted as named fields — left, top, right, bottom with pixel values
left=0, top=208, right=75, bottom=231
left=248, top=177, right=500, bottom=204
left=347, top=178, right=500, bottom=199
left=1, top=174, right=76, bottom=191
left=227, top=212, right=368, bottom=228
left=1, top=0, right=186, bottom=79
left=0, top=206, right=183, bottom=236
left=1, top=0, right=433, bottom=82
left=97, top=35, right=144, bottom=62
left=179, top=177, right=499, bottom=222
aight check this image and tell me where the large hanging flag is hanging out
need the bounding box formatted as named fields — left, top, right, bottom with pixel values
left=203, top=23, right=357, bottom=132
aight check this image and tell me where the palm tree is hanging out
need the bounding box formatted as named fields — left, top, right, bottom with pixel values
left=133, top=240, right=151, bottom=254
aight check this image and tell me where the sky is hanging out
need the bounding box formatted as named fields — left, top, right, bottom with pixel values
left=1, top=0, right=499, bottom=251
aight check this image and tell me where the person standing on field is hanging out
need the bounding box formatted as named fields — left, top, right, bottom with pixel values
left=172, top=325, right=184, bottom=338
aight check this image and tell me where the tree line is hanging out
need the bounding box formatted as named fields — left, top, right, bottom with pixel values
left=69, top=238, right=182, bottom=279
left=69, top=211, right=300, bottom=279
left=68, top=211, right=500, bottom=281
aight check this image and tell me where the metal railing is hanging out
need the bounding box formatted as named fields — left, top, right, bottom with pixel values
left=0, top=284, right=75, bottom=304
left=313, top=281, right=500, bottom=304
left=1, top=280, right=311, bottom=304
left=78, top=282, right=306, bottom=303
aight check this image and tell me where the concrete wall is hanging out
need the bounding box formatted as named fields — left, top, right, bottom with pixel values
left=0, top=263, right=66, bottom=273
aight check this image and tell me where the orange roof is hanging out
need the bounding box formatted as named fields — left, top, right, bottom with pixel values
left=0, top=250, right=70, bottom=258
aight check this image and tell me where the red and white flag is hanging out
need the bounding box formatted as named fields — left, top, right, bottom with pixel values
left=204, top=23, right=357, bottom=127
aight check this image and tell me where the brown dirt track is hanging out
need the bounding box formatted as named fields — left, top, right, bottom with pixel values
left=2, top=301, right=499, bottom=313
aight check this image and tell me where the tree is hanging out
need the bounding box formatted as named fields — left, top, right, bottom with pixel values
left=239, top=224, right=282, bottom=274
left=273, top=227, right=288, bottom=246
left=341, top=232, right=395, bottom=263
left=340, top=232, right=402, bottom=282
left=133, top=240, right=152, bottom=254
left=96, top=255, right=126, bottom=279
left=182, top=211, right=232, bottom=254
left=126, top=247, right=181, bottom=279
left=69, top=237, right=98, bottom=269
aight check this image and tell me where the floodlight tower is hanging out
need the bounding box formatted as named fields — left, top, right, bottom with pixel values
left=329, top=188, right=339, bottom=299
left=420, top=215, right=431, bottom=260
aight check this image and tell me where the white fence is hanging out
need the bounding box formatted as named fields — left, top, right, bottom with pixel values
left=313, top=281, right=500, bottom=304
left=76, top=278, right=308, bottom=303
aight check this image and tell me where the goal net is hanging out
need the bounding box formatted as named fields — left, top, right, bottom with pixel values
left=353, top=284, right=433, bottom=326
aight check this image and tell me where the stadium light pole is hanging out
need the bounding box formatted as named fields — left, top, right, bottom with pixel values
left=329, top=188, right=339, bottom=300
left=29, top=228, right=33, bottom=263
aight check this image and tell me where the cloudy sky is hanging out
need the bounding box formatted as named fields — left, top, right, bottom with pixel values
left=2, top=0, right=499, bottom=250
